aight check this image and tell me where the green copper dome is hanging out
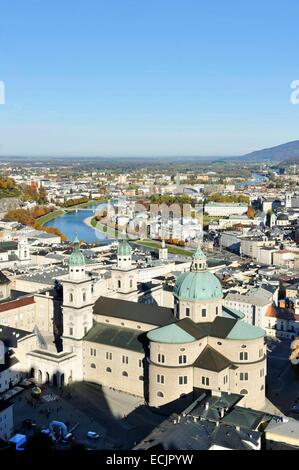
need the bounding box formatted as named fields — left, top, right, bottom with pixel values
left=173, top=270, right=223, bottom=301
left=173, top=246, right=222, bottom=301
left=68, top=235, right=85, bottom=266
left=69, top=248, right=86, bottom=266
left=118, top=239, right=132, bottom=257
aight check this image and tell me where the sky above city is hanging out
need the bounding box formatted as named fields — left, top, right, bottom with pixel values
left=0, top=0, right=299, bottom=157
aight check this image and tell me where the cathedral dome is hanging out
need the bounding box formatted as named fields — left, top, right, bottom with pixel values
left=173, top=271, right=223, bottom=301
left=173, top=246, right=223, bottom=301
left=118, top=239, right=132, bottom=256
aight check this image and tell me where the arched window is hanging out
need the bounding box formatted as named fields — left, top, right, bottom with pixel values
left=179, top=355, right=187, bottom=364
left=69, top=293, right=74, bottom=302
left=122, top=371, right=128, bottom=377
left=240, top=352, right=248, bottom=361
left=157, top=354, right=165, bottom=363
left=240, top=389, right=248, bottom=395
left=157, top=391, right=164, bottom=398
left=106, top=367, right=112, bottom=373
left=90, top=363, right=96, bottom=369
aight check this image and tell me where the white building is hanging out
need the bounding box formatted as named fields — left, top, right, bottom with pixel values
left=205, top=202, right=248, bottom=217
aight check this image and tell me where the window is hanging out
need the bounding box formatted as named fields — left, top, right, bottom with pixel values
left=84, top=326, right=88, bottom=335
left=186, top=307, right=190, bottom=317
left=130, top=280, right=133, bottom=288
left=157, top=354, right=165, bottom=363
left=239, top=352, right=248, bottom=361
left=259, top=348, right=263, bottom=358
left=106, top=352, right=112, bottom=360
left=139, top=376, right=144, bottom=381
left=69, top=293, right=73, bottom=302
left=106, top=367, right=112, bottom=373
left=157, top=391, right=164, bottom=398
left=223, top=375, right=228, bottom=384
left=179, top=376, right=187, bottom=385
left=69, top=327, right=73, bottom=336
left=139, top=359, right=143, bottom=367
left=118, top=280, right=121, bottom=289
left=90, top=348, right=96, bottom=356
left=122, top=371, right=128, bottom=377
left=202, top=376, right=209, bottom=386
left=202, top=308, right=207, bottom=317
left=217, top=341, right=222, bottom=346
left=179, top=355, right=187, bottom=364
left=240, top=372, right=248, bottom=381
left=157, top=374, right=164, bottom=384
left=83, top=292, right=86, bottom=302
left=216, top=306, right=218, bottom=315
left=260, top=368, right=264, bottom=378
left=122, top=355, right=129, bottom=364
left=90, top=363, right=96, bottom=369
left=240, top=389, right=248, bottom=395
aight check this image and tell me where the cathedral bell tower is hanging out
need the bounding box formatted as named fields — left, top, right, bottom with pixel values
left=61, top=235, right=93, bottom=380
left=111, top=238, right=137, bottom=294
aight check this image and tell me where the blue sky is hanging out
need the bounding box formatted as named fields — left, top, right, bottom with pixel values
left=0, top=0, right=299, bottom=157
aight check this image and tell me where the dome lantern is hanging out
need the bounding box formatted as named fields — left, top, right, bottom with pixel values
left=191, top=245, right=207, bottom=272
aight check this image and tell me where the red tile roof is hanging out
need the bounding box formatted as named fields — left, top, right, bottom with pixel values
left=0, top=296, right=35, bottom=313
left=266, top=304, right=299, bottom=321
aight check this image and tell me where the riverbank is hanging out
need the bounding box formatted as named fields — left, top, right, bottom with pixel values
left=85, top=216, right=193, bottom=256
left=35, top=209, right=65, bottom=226
left=36, top=199, right=105, bottom=227
left=84, top=215, right=124, bottom=239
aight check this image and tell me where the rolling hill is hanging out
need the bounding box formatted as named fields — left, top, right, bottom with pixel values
left=240, top=140, right=299, bottom=163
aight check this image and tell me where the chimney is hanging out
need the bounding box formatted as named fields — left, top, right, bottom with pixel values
left=205, top=402, right=209, bottom=411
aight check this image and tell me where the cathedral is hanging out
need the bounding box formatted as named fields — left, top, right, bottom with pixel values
left=0, top=238, right=267, bottom=410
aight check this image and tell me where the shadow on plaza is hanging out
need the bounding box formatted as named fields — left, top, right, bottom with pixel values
left=265, top=338, right=299, bottom=417
left=3, top=370, right=197, bottom=451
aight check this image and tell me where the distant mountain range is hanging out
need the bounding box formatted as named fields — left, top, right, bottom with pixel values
left=240, top=140, right=299, bottom=163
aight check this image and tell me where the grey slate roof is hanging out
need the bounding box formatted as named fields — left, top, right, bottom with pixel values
left=84, top=322, right=145, bottom=352
left=93, top=296, right=176, bottom=327
left=0, top=325, right=32, bottom=347
left=221, top=406, right=266, bottom=430
left=0, top=271, right=10, bottom=285
left=194, top=345, right=233, bottom=372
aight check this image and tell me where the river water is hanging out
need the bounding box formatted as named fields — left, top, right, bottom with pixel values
left=44, top=203, right=110, bottom=243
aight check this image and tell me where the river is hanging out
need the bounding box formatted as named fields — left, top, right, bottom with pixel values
left=44, top=203, right=110, bottom=243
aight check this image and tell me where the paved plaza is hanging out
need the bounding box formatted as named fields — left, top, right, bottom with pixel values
left=11, top=381, right=164, bottom=449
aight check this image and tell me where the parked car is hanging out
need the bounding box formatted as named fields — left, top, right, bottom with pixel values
left=87, top=431, right=100, bottom=439
left=22, top=419, right=36, bottom=429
